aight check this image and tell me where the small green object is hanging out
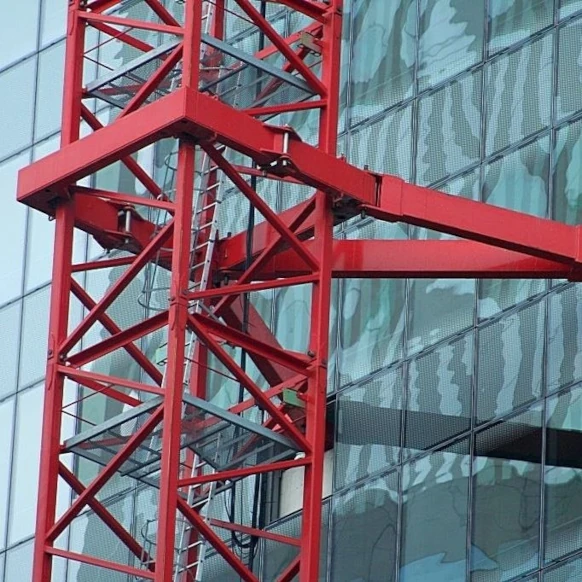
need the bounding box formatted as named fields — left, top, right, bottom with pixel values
left=283, top=388, right=305, bottom=408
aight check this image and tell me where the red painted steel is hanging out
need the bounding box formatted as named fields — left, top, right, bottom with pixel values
left=18, top=0, right=582, bottom=581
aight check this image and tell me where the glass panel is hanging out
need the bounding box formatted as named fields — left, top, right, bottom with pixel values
left=407, top=278, right=475, bottom=355
left=476, top=300, right=545, bottom=423
left=545, top=385, right=582, bottom=563
left=349, top=0, right=416, bottom=126
left=417, top=70, right=482, bottom=186
left=0, top=57, right=36, bottom=160
left=545, top=555, right=582, bottom=580
left=472, top=406, right=543, bottom=580
left=483, top=134, right=550, bottom=217
left=401, top=439, right=470, bottom=581
left=406, top=333, right=473, bottom=456
left=41, top=0, right=68, bottom=46
left=419, top=0, right=484, bottom=90
left=547, top=285, right=582, bottom=394
left=24, top=209, right=55, bottom=292
left=0, top=153, right=28, bottom=304
left=19, top=286, right=50, bottom=389
left=485, top=33, right=552, bottom=156
left=335, top=368, right=403, bottom=490
left=331, top=472, right=399, bottom=581
left=489, top=0, right=553, bottom=54
left=4, top=539, right=33, bottom=582
left=35, top=41, right=66, bottom=141
left=349, top=104, right=413, bottom=180
left=554, top=116, right=582, bottom=224
left=0, top=397, right=15, bottom=552
left=8, top=384, right=44, bottom=545
left=557, top=18, right=582, bottom=121
left=0, top=4, right=39, bottom=69
left=0, top=301, right=21, bottom=400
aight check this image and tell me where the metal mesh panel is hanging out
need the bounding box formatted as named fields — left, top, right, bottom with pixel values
left=401, top=438, right=470, bottom=580
left=477, top=299, right=545, bottom=423
left=486, top=33, right=552, bottom=156
left=472, top=405, right=542, bottom=581
left=349, top=104, right=413, bottom=181
left=407, top=278, right=475, bottom=355
left=545, top=385, right=582, bottom=564
left=544, top=555, right=582, bottom=581
left=557, top=18, right=582, bottom=120
left=489, top=0, right=553, bottom=54
left=261, top=503, right=330, bottom=581
left=335, top=368, right=403, bottom=490
left=405, top=333, right=473, bottom=456
left=331, top=472, right=398, bottom=582
left=417, top=69, right=481, bottom=186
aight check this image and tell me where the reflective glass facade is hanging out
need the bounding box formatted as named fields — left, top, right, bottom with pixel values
left=4, top=0, right=582, bottom=580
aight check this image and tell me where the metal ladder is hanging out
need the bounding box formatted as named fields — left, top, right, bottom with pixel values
left=173, top=434, right=223, bottom=582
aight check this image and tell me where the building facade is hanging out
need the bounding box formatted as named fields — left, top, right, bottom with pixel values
left=3, top=0, right=582, bottom=580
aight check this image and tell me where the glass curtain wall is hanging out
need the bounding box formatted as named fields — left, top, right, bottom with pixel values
left=4, top=0, right=582, bottom=581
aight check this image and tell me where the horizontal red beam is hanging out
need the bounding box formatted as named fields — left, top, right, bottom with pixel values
left=17, top=90, right=185, bottom=214
left=232, top=239, right=573, bottom=280
left=372, top=176, right=582, bottom=267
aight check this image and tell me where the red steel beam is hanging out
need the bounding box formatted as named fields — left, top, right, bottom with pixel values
left=32, top=1, right=84, bottom=579
left=46, top=547, right=155, bottom=580
left=251, top=239, right=573, bottom=279
left=371, top=175, right=582, bottom=265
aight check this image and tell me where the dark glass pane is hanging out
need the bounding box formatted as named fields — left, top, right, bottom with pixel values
left=349, top=0, right=416, bottom=126
left=477, top=300, right=545, bottom=423
left=489, top=0, right=553, bottom=54
left=557, top=18, right=582, bottom=121
left=547, top=285, right=582, bottom=394
left=472, top=406, right=542, bottom=580
left=483, top=135, right=550, bottom=217
left=545, top=385, right=582, bottom=563
left=417, top=70, right=482, bottom=186
left=401, top=439, right=470, bottom=581
left=335, top=368, right=403, bottom=489
left=553, top=117, right=582, bottom=225
left=485, top=33, right=552, bottom=156
left=419, top=0, right=484, bottom=90
left=331, top=472, right=399, bottom=582
left=405, top=334, right=473, bottom=457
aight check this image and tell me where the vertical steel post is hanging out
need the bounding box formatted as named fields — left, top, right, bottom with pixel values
left=155, top=2, right=202, bottom=580
left=300, top=1, right=343, bottom=580
left=32, top=1, right=85, bottom=580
